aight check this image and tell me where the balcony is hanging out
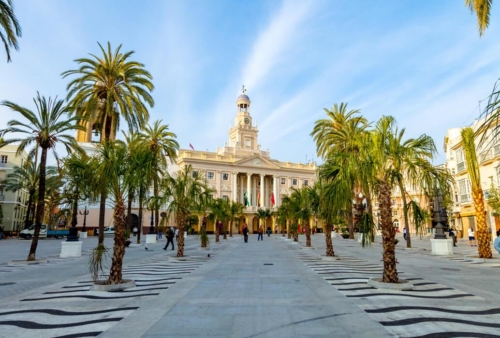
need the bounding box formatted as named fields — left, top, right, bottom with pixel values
left=0, top=163, right=6, bottom=168
left=460, top=194, right=471, bottom=203
left=457, top=162, right=465, bottom=172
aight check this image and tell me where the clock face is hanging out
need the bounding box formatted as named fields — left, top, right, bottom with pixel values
left=253, top=159, right=261, bottom=166
left=244, top=118, right=250, bottom=124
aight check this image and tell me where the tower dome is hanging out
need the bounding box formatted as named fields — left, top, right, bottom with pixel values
left=236, top=85, right=251, bottom=105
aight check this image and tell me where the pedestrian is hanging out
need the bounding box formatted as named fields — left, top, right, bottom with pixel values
left=449, top=228, right=457, bottom=247
left=258, top=226, right=264, bottom=241
left=163, top=228, right=175, bottom=250
left=274, top=225, right=278, bottom=235
left=403, top=227, right=407, bottom=241
left=494, top=230, right=500, bottom=254
left=158, top=229, right=163, bottom=239
left=468, top=228, right=477, bottom=246
left=133, top=226, right=138, bottom=237
left=243, top=224, right=249, bottom=243
left=266, top=226, right=271, bottom=237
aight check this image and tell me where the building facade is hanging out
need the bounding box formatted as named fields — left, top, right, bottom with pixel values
left=444, top=118, right=500, bottom=239
left=175, top=89, right=317, bottom=233
left=0, top=145, right=29, bottom=234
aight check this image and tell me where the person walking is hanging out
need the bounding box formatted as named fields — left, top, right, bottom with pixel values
left=494, top=230, right=500, bottom=254
left=243, top=225, right=249, bottom=243
left=163, top=228, right=175, bottom=250
left=274, top=225, right=278, bottom=235
left=468, top=228, right=477, bottom=246
left=266, top=226, right=271, bottom=237
left=158, top=230, right=163, bottom=240
left=449, top=228, right=457, bottom=247
left=258, top=226, right=264, bottom=241
left=403, top=227, right=407, bottom=241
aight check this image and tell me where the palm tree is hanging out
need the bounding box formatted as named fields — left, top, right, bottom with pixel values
left=139, top=120, right=179, bottom=234
left=310, top=178, right=337, bottom=256
left=209, top=198, right=229, bottom=242
left=254, top=208, right=272, bottom=234
left=62, top=42, right=155, bottom=243
left=163, top=164, right=206, bottom=257
left=123, top=131, right=154, bottom=243
left=275, top=204, right=287, bottom=237
left=0, top=0, right=22, bottom=62
left=290, top=188, right=313, bottom=246
left=193, top=190, right=213, bottom=248
left=93, top=141, right=131, bottom=284
left=227, top=201, right=245, bottom=237
left=0, top=94, right=84, bottom=261
left=311, top=103, right=369, bottom=239
left=2, top=161, right=58, bottom=230
left=461, top=127, right=492, bottom=258
left=466, top=0, right=493, bottom=36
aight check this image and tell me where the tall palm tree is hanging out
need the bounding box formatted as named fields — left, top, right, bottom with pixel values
left=193, top=189, right=213, bottom=248
left=163, top=164, right=206, bottom=257
left=0, top=94, right=84, bottom=261
left=461, top=127, right=492, bottom=258
left=0, top=0, right=22, bottom=62
left=62, top=42, right=154, bottom=242
left=311, top=103, right=369, bottom=238
left=466, top=0, right=493, bottom=36
left=94, top=141, right=131, bottom=284
left=290, top=188, right=313, bottom=247
left=139, top=120, right=179, bottom=234
left=275, top=204, right=287, bottom=237
left=227, top=201, right=245, bottom=237
left=310, top=178, right=337, bottom=256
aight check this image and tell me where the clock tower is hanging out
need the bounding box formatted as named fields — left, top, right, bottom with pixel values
left=229, top=86, right=259, bottom=151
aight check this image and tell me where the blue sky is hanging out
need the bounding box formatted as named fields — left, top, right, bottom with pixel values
left=2, top=0, right=500, bottom=165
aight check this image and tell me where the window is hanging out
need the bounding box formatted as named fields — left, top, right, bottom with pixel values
left=496, top=166, right=500, bottom=186
left=456, top=148, right=465, bottom=172
left=222, top=195, right=229, bottom=201
left=207, top=171, right=214, bottom=180
left=0, top=188, right=3, bottom=196
left=303, top=180, right=309, bottom=187
left=222, top=173, right=229, bottom=181
left=458, top=178, right=471, bottom=203
left=192, top=171, right=199, bottom=179
left=280, top=178, right=286, bottom=185
left=0, top=155, right=7, bottom=167
left=392, top=210, right=398, bottom=216
left=392, top=199, right=397, bottom=206
left=245, top=139, right=251, bottom=148
left=292, top=178, right=298, bottom=186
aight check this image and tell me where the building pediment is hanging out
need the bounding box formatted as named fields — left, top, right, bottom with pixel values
left=234, top=155, right=280, bottom=169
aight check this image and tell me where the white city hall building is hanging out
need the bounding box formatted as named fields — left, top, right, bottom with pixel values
left=176, top=90, right=317, bottom=233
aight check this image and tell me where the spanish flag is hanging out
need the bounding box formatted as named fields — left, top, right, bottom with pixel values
left=257, top=191, right=261, bottom=207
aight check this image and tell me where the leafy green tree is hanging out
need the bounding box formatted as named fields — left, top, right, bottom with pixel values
left=487, top=183, right=500, bottom=217
left=193, top=190, right=214, bottom=248
left=461, top=127, right=492, bottom=258
left=0, top=94, right=84, bottom=261
left=290, top=188, right=313, bottom=246
left=254, top=207, right=272, bottom=235
left=139, top=120, right=179, bottom=233
left=209, top=198, right=229, bottom=242
left=0, top=0, right=22, bottom=62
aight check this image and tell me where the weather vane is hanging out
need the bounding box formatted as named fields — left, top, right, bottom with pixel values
left=241, top=85, right=247, bottom=94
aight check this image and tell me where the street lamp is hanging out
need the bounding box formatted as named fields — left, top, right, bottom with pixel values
left=432, top=189, right=448, bottom=239
left=147, top=204, right=155, bottom=235
left=79, top=206, right=89, bottom=232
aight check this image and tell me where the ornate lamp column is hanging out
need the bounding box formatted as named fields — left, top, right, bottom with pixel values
left=66, top=185, right=79, bottom=242
left=79, top=206, right=89, bottom=232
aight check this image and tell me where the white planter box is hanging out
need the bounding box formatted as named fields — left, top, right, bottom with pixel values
left=60, top=241, right=83, bottom=258
left=430, top=238, right=453, bottom=255
left=145, top=234, right=157, bottom=244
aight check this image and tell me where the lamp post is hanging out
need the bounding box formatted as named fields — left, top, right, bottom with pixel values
left=79, top=206, right=89, bottom=232
left=352, top=192, right=367, bottom=232
left=433, top=189, right=447, bottom=239
left=148, top=206, right=154, bottom=235
left=66, top=184, right=79, bottom=242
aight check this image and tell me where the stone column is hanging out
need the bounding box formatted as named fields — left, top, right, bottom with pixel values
left=273, top=176, right=278, bottom=208
left=233, top=172, right=238, bottom=202
left=260, top=174, right=265, bottom=208
left=247, top=173, right=251, bottom=207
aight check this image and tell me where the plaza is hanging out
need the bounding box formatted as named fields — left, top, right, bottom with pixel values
left=0, top=233, right=499, bottom=337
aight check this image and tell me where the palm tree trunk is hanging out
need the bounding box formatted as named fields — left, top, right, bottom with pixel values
left=223, top=221, right=227, bottom=240
left=399, top=182, right=411, bottom=248
left=108, top=197, right=126, bottom=284
left=305, top=223, right=311, bottom=247
left=98, top=189, right=106, bottom=245
left=24, top=189, right=34, bottom=230
left=176, top=213, right=185, bottom=257
left=347, top=202, right=354, bottom=239
left=154, top=176, right=159, bottom=234
left=287, top=220, right=291, bottom=239
left=215, top=219, right=220, bottom=242
left=137, top=186, right=143, bottom=244
left=379, top=180, right=399, bottom=283
left=27, top=147, right=47, bottom=261
left=229, top=220, right=233, bottom=237
left=201, top=218, right=207, bottom=248
left=472, top=188, right=493, bottom=258
left=325, top=223, right=335, bottom=256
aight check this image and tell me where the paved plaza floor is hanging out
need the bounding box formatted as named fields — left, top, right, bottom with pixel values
left=0, top=234, right=499, bottom=337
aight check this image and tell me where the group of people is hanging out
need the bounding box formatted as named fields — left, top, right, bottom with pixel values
left=240, top=224, right=274, bottom=243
